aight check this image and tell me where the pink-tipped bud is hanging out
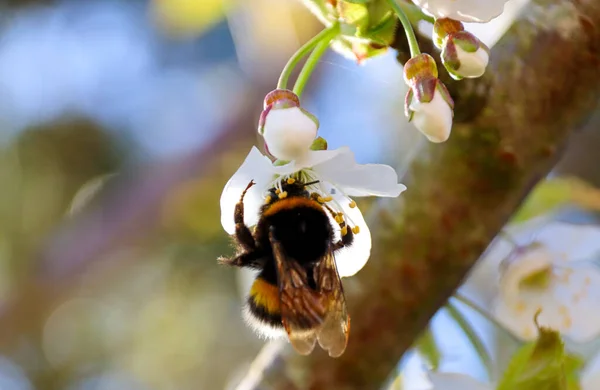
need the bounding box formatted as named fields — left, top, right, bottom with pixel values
left=257, top=89, right=319, bottom=161
left=403, top=54, right=439, bottom=86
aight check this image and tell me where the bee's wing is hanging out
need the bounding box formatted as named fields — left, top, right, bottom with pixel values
left=313, top=251, right=350, bottom=358
left=270, top=231, right=327, bottom=355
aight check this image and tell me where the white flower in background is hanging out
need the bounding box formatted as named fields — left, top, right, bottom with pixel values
left=257, top=89, right=319, bottom=162
left=427, top=373, right=491, bottom=390
left=411, top=0, right=510, bottom=23
left=402, top=351, right=598, bottom=390
left=466, top=221, right=600, bottom=343
left=220, top=146, right=406, bottom=277
left=419, top=364, right=600, bottom=390
left=403, top=54, right=454, bottom=143
left=433, top=18, right=490, bottom=80
left=582, top=352, right=600, bottom=389
left=395, top=352, right=492, bottom=390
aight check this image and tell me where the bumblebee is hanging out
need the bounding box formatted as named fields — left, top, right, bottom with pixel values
left=219, top=178, right=354, bottom=357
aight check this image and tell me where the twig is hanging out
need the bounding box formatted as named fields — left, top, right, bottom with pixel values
left=234, top=340, right=286, bottom=390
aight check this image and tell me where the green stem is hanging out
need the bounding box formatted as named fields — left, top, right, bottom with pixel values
left=277, top=24, right=340, bottom=91
left=293, top=35, right=334, bottom=98
left=453, top=293, right=521, bottom=344
left=498, top=230, right=520, bottom=248
left=446, top=301, right=494, bottom=381
left=401, top=1, right=434, bottom=24
left=415, top=327, right=441, bottom=370
left=385, top=0, right=421, bottom=57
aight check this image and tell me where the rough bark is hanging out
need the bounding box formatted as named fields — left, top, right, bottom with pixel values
left=260, top=0, right=600, bottom=388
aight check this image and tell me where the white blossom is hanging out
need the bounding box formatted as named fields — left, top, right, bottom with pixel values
left=220, top=146, right=406, bottom=277
left=427, top=373, right=491, bottom=390
left=421, top=364, right=600, bottom=390
left=412, top=0, right=510, bottom=23
left=463, top=221, right=600, bottom=343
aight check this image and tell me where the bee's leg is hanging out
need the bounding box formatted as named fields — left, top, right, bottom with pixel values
left=316, top=198, right=355, bottom=251
left=235, top=180, right=257, bottom=252
left=310, top=192, right=332, bottom=204
left=218, top=250, right=263, bottom=269
left=333, top=218, right=354, bottom=250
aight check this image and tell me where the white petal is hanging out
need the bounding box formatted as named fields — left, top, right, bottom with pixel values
left=455, top=46, right=489, bottom=78
left=271, top=149, right=345, bottom=176
left=261, top=107, right=317, bottom=161
left=493, top=265, right=600, bottom=342
left=582, top=352, right=600, bottom=390
left=528, top=222, right=600, bottom=262
left=428, top=373, right=491, bottom=390
left=312, top=147, right=406, bottom=197
left=410, top=90, right=453, bottom=143
left=326, top=185, right=372, bottom=278
left=219, top=147, right=275, bottom=234
left=412, top=0, right=509, bottom=23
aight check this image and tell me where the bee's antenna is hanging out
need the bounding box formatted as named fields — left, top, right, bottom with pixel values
left=302, top=180, right=320, bottom=187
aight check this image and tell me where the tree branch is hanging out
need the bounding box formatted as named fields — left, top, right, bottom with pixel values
left=259, top=0, right=600, bottom=388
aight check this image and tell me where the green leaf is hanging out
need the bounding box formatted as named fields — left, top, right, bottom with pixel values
left=511, top=178, right=573, bottom=223
left=512, top=176, right=600, bottom=223
left=338, top=1, right=370, bottom=29
left=362, top=10, right=396, bottom=44
left=496, top=319, right=579, bottom=390
left=415, top=327, right=441, bottom=370
left=564, top=354, right=584, bottom=390
left=366, top=0, right=393, bottom=24
left=152, top=0, right=230, bottom=38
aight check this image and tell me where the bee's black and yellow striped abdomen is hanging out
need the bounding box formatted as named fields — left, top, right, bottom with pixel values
left=244, top=276, right=284, bottom=334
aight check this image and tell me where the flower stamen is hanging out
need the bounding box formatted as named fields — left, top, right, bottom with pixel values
left=341, top=226, right=348, bottom=236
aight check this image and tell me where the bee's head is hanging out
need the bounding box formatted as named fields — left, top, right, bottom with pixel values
left=266, top=179, right=319, bottom=200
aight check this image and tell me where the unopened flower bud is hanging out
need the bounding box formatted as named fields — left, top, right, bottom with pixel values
left=405, top=77, right=454, bottom=143
left=403, top=53, right=438, bottom=85
left=257, top=89, right=319, bottom=161
left=263, top=89, right=300, bottom=110
left=441, top=31, right=490, bottom=79
left=432, top=18, right=464, bottom=49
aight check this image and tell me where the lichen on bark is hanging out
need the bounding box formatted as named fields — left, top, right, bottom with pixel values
left=259, top=0, right=600, bottom=388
